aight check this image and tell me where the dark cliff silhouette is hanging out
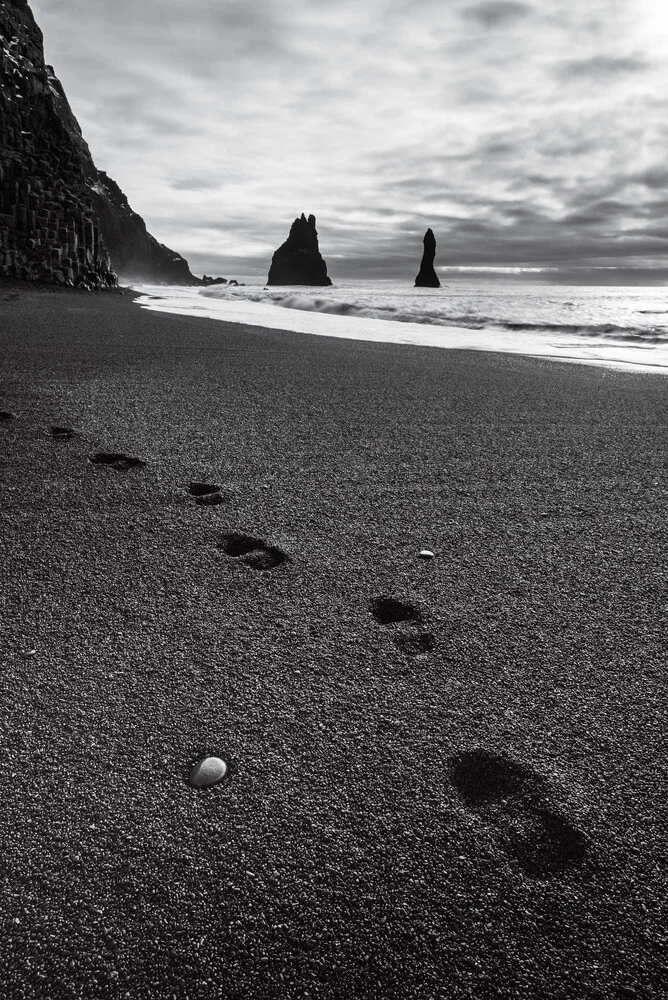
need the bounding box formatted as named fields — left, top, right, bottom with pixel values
left=414, top=228, right=441, bottom=288
left=0, top=0, right=201, bottom=285
left=90, top=173, right=194, bottom=284
left=267, top=214, right=332, bottom=286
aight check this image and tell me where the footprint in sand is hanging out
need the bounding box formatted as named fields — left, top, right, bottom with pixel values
left=449, top=749, right=587, bottom=877
left=89, top=452, right=144, bottom=471
left=370, top=596, right=435, bottom=657
left=217, top=531, right=289, bottom=571
left=187, top=482, right=225, bottom=506
left=370, top=596, right=422, bottom=626
left=51, top=426, right=77, bottom=440
left=393, top=632, right=435, bottom=656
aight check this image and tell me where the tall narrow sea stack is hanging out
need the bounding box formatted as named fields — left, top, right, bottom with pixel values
left=267, top=214, right=332, bottom=286
left=414, top=228, right=441, bottom=288
left=0, top=0, right=199, bottom=284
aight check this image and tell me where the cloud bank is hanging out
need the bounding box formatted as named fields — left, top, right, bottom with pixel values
left=31, top=0, right=668, bottom=281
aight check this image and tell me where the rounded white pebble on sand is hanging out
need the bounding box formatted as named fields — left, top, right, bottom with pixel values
left=189, top=756, right=227, bottom=788
left=418, top=549, right=435, bottom=559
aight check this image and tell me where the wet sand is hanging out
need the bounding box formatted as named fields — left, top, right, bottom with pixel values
left=0, top=284, right=666, bottom=998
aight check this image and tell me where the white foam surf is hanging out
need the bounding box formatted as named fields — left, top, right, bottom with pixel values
left=132, top=281, right=668, bottom=374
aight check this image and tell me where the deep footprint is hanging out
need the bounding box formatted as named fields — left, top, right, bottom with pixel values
left=449, top=749, right=587, bottom=877
left=195, top=493, right=224, bottom=506
left=450, top=749, right=524, bottom=805
left=188, top=482, right=224, bottom=506
left=90, top=452, right=144, bottom=471
left=370, top=596, right=423, bottom=626
left=504, top=804, right=588, bottom=877
left=51, top=426, right=76, bottom=439
left=217, top=531, right=289, bottom=570
left=393, top=631, right=435, bottom=656
left=188, top=482, right=220, bottom=496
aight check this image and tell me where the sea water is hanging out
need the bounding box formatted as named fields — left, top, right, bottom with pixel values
left=133, top=279, right=668, bottom=374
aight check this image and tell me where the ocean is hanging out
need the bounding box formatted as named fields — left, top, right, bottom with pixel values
left=133, top=280, right=668, bottom=374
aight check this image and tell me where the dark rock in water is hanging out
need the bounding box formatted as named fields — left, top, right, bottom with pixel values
left=0, top=1, right=200, bottom=286
left=267, top=214, right=332, bottom=286
left=201, top=275, right=227, bottom=285
left=414, top=228, right=441, bottom=288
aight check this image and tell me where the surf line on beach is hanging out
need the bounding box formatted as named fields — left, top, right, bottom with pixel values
left=133, top=284, right=668, bottom=375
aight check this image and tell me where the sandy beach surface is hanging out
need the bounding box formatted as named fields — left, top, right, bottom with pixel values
left=1, top=283, right=666, bottom=999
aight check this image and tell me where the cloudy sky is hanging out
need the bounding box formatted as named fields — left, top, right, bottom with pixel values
left=31, top=0, right=668, bottom=282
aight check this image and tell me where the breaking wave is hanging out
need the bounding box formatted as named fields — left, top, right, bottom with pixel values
left=200, top=286, right=668, bottom=345
left=491, top=322, right=666, bottom=344
left=134, top=279, right=668, bottom=374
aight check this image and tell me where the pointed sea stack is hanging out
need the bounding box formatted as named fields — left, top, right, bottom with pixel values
left=267, top=214, right=332, bottom=286
left=414, top=228, right=441, bottom=288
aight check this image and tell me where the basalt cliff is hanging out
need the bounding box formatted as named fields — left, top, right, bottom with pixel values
left=414, top=228, right=441, bottom=288
left=0, top=0, right=199, bottom=285
left=267, top=213, right=332, bottom=286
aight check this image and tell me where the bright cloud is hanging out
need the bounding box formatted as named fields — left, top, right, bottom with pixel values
left=30, top=0, right=668, bottom=281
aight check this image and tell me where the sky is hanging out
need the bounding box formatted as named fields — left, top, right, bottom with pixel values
left=30, top=0, right=668, bottom=282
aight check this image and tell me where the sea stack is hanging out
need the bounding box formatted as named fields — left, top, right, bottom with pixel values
left=414, top=228, right=441, bottom=288
left=267, top=214, right=332, bottom=286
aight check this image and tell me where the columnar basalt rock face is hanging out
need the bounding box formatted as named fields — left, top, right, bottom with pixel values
left=414, top=228, right=441, bottom=288
left=0, top=0, right=198, bottom=285
left=267, top=213, right=332, bottom=286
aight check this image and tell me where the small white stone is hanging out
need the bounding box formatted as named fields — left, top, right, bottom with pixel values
left=418, top=549, right=435, bottom=559
left=189, top=756, right=227, bottom=788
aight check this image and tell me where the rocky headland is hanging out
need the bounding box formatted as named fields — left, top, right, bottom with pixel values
left=0, top=0, right=203, bottom=286
left=267, top=213, right=332, bottom=286
left=414, top=227, right=441, bottom=288
left=88, top=172, right=195, bottom=285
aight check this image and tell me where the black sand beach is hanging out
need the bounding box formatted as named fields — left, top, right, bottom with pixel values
left=1, top=286, right=666, bottom=999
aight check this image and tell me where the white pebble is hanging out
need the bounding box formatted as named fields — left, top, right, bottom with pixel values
left=418, top=549, right=435, bottom=559
left=189, top=756, right=227, bottom=788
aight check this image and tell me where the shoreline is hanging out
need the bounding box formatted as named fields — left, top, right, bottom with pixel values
left=1, top=287, right=666, bottom=998
left=133, top=279, right=668, bottom=376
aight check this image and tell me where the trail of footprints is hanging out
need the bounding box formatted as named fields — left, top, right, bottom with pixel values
left=3, top=409, right=589, bottom=877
